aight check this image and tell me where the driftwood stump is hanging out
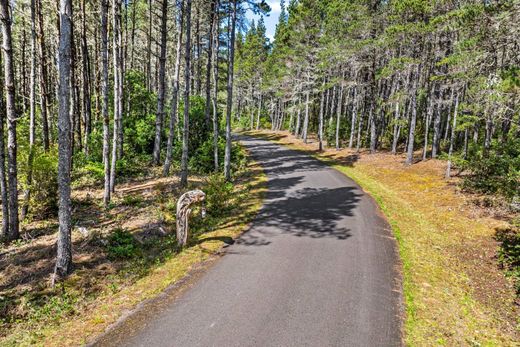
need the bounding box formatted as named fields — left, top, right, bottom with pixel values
left=176, top=189, right=206, bottom=246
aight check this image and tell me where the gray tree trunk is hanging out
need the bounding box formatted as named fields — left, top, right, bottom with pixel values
left=205, top=0, right=216, bottom=129
left=164, top=0, right=185, bottom=177
left=302, top=91, right=310, bottom=143
left=335, top=85, right=344, bottom=150
left=318, top=84, right=325, bottom=151
left=406, top=80, right=419, bottom=165
left=110, top=0, right=122, bottom=193
left=152, top=0, right=168, bottom=165
left=0, top=0, right=18, bottom=241
left=223, top=0, right=237, bottom=181
left=180, top=0, right=193, bottom=187
left=21, top=0, right=37, bottom=220
left=348, top=87, right=358, bottom=149
left=54, top=0, right=73, bottom=280
left=0, top=44, right=8, bottom=239
left=101, top=0, right=110, bottom=206
left=36, top=0, right=50, bottom=150
left=212, top=1, right=220, bottom=171
left=446, top=92, right=459, bottom=178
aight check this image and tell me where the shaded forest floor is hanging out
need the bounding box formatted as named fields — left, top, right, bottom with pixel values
left=246, top=130, right=519, bottom=346
left=0, top=155, right=266, bottom=346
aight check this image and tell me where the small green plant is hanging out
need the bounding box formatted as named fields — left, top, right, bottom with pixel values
left=107, top=229, right=141, bottom=259
left=121, top=194, right=144, bottom=207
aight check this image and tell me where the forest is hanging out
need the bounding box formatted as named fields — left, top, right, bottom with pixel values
left=0, top=0, right=519, bottom=345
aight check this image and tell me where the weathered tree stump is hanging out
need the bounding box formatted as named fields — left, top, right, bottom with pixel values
left=176, top=189, right=206, bottom=246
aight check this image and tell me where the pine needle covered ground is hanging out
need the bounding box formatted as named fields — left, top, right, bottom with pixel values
left=246, top=130, right=519, bottom=346
left=0, top=152, right=266, bottom=346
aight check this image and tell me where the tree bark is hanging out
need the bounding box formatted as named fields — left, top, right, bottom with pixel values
left=180, top=0, right=193, bottom=187
left=212, top=0, right=220, bottom=171
left=164, top=0, right=185, bottom=176
left=101, top=0, right=110, bottom=206
left=176, top=189, right=205, bottom=246
left=36, top=0, right=50, bottom=149
left=0, top=0, right=19, bottom=241
left=110, top=0, right=122, bottom=193
left=152, top=0, right=169, bottom=165
left=446, top=92, right=459, bottom=178
left=54, top=0, right=73, bottom=280
left=223, top=0, right=237, bottom=181
left=205, top=0, right=216, bottom=129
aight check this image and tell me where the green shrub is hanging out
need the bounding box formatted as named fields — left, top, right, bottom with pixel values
left=107, top=229, right=141, bottom=259
left=204, top=174, right=235, bottom=217
left=495, top=227, right=520, bottom=294
left=28, top=149, right=59, bottom=219
left=462, top=138, right=520, bottom=200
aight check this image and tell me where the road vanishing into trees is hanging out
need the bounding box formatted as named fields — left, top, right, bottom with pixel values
left=92, top=136, right=402, bottom=347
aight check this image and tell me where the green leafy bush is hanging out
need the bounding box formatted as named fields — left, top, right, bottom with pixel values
left=107, top=229, right=141, bottom=259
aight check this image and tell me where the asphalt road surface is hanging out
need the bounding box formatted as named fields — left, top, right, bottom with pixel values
left=92, top=135, right=402, bottom=347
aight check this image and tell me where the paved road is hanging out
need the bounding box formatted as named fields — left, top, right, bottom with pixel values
left=93, top=136, right=402, bottom=347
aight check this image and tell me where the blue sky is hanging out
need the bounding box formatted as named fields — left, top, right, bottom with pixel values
left=245, top=0, right=281, bottom=42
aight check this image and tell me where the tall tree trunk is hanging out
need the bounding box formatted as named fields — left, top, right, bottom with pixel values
left=302, top=90, right=310, bottom=143
left=335, top=85, right=344, bottom=150
left=152, top=0, right=168, bottom=165
left=446, top=92, right=459, bottom=178
left=391, top=101, right=400, bottom=154
left=180, top=0, right=192, bottom=187
left=36, top=0, right=50, bottom=149
left=212, top=2, right=220, bottom=171
left=0, top=45, right=8, bottom=239
left=318, top=83, right=325, bottom=151
left=81, top=0, right=92, bottom=156
left=204, top=0, right=216, bottom=129
left=110, top=0, right=122, bottom=193
left=223, top=0, right=237, bottom=181
left=101, top=0, right=110, bottom=206
left=21, top=0, right=38, bottom=220
left=406, top=72, right=419, bottom=166
left=0, top=0, right=18, bottom=241
left=348, top=87, right=358, bottom=148
left=163, top=0, right=185, bottom=176
left=256, top=92, right=262, bottom=130
left=54, top=0, right=73, bottom=280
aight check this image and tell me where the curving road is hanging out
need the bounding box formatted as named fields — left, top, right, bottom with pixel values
left=92, top=136, right=402, bottom=347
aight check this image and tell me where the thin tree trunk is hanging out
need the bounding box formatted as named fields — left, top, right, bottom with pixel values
left=212, top=1, right=220, bottom=171
left=335, top=85, right=344, bottom=150
left=446, top=92, right=459, bottom=178
left=163, top=0, right=185, bottom=176
left=256, top=92, right=262, bottom=130
left=81, top=0, right=92, bottom=156
left=101, top=0, right=110, bottom=206
left=0, top=0, right=18, bottom=241
left=348, top=87, right=358, bottom=148
left=391, top=101, right=400, bottom=154
left=21, top=0, right=38, bottom=220
left=0, top=43, right=8, bottom=239
left=180, top=0, right=193, bottom=187
left=110, top=0, right=122, bottom=193
left=152, top=0, right=168, bottom=165
left=302, top=90, right=310, bottom=143
left=223, top=0, right=237, bottom=181
left=204, top=0, right=216, bottom=129
left=36, top=0, right=50, bottom=149
left=406, top=77, right=419, bottom=166
left=54, top=0, right=73, bottom=280
left=318, top=83, right=325, bottom=151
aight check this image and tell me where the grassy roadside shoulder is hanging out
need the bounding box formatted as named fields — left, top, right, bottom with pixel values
left=245, top=130, right=518, bottom=346
left=0, top=153, right=267, bottom=347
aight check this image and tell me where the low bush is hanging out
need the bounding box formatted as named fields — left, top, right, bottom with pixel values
left=107, top=229, right=141, bottom=260
left=495, top=227, right=520, bottom=294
